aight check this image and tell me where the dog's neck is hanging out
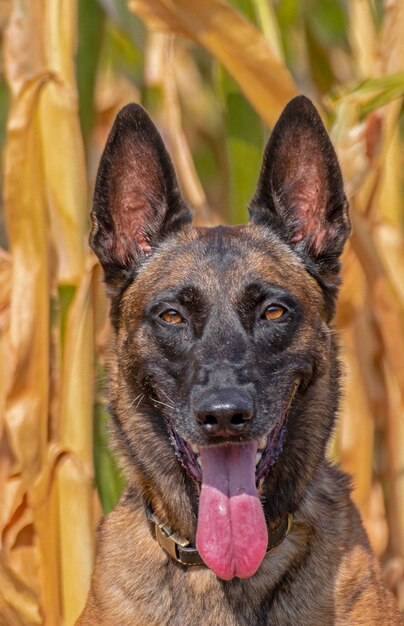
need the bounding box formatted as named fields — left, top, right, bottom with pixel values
left=145, top=500, right=293, bottom=569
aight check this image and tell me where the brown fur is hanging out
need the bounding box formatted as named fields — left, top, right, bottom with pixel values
left=80, top=486, right=401, bottom=625
left=77, top=97, right=402, bottom=625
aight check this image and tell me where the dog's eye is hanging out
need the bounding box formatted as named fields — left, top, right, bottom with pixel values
left=160, top=309, right=185, bottom=325
left=263, top=305, right=287, bottom=321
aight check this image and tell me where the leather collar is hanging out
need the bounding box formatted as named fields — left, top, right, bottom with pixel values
left=146, top=502, right=293, bottom=568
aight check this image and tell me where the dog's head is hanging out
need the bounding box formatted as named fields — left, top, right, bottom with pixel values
left=91, top=96, right=350, bottom=580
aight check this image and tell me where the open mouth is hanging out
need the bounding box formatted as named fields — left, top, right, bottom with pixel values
left=166, top=379, right=299, bottom=581
left=168, top=379, right=300, bottom=487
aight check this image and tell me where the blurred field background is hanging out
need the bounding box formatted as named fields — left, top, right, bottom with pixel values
left=0, top=0, right=403, bottom=624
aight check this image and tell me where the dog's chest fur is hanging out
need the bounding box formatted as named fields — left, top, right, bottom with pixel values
left=83, top=465, right=398, bottom=625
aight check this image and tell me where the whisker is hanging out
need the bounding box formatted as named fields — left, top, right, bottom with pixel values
left=158, top=387, right=175, bottom=405
left=129, top=393, right=145, bottom=409
left=135, top=394, right=145, bottom=409
left=152, top=397, right=174, bottom=410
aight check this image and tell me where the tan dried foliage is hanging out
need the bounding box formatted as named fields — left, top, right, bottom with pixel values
left=129, top=0, right=298, bottom=125
left=1, top=1, right=98, bottom=624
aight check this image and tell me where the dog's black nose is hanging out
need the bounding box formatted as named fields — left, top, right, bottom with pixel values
left=195, top=389, right=253, bottom=437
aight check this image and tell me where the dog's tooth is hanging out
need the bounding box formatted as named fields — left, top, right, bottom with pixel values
left=191, top=443, right=199, bottom=454
left=257, top=436, right=267, bottom=451
left=196, top=456, right=202, bottom=467
left=255, top=452, right=262, bottom=466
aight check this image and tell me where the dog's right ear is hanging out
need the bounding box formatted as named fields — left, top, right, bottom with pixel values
left=91, top=104, right=192, bottom=295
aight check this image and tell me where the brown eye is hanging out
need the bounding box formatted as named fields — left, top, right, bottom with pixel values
left=160, top=309, right=184, bottom=325
left=263, top=305, right=287, bottom=321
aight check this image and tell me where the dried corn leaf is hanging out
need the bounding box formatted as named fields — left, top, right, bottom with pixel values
left=0, top=554, right=41, bottom=626
left=57, top=259, right=96, bottom=624
left=348, top=0, right=379, bottom=79
left=381, top=0, right=404, bottom=75
left=0, top=249, right=11, bottom=432
left=2, top=1, right=96, bottom=624
left=339, top=321, right=375, bottom=512
left=144, top=33, right=213, bottom=223
left=3, top=70, right=53, bottom=626
left=129, top=0, right=298, bottom=126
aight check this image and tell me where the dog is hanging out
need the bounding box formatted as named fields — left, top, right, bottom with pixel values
left=77, top=96, right=402, bottom=625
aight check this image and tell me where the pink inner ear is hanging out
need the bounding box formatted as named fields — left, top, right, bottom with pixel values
left=136, top=233, right=152, bottom=254
left=282, top=160, right=330, bottom=255
left=108, top=146, right=166, bottom=264
left=112, top=207, right=154, bottom=264
left=290, top=200, right=329, bottom=253
left=291, top=219, right=328, bottom=253
left=290, top=232, right=303, bottom=244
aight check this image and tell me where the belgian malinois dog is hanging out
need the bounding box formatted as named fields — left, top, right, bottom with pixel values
left=78, top=96, right=402, bottom=625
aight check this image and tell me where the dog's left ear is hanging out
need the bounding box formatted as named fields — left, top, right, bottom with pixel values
left=249, top=96, right=350, bottom=275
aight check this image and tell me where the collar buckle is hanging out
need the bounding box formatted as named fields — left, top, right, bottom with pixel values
left=155, top=519, right=189, bottom=562
left=146, top=504, right=204, bottom=566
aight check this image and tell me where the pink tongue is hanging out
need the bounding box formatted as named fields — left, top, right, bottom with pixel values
left=196, top=441, right=268, bottom=580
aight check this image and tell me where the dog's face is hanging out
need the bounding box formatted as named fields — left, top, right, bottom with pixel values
left=91, top=96, right=350, bottom=581
left=120, top=225, right=324, bottom=477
